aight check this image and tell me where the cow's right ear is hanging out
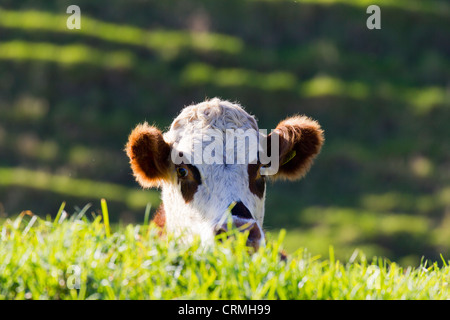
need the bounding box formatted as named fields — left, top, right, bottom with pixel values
left=125, top=122, right=171, bottom=188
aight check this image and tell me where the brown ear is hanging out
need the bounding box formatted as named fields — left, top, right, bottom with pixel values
left=270, top=115, right=324, bottom=180
left=125, top=122, right=171, bottom=188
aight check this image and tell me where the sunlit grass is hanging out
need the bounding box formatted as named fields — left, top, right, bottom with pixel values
left=181, top=63, right=449, bottom=112
left=403, top=86, right=449, bottom=114
left=0, top=167, right=159, bottom=209
left=0, top=203, right=449, bottom=299
left=0, top=41, right=135, bottom=69
left=0, top=8, right=244, bottom=56
left=299, top=75, right=370, bottom=100
left=359, top=192, right=442, bottom=213
left=181, top=63, right=297, bottom=91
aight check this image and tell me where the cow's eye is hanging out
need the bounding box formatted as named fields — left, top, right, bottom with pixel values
left=176, top=167, right=188, bottom=178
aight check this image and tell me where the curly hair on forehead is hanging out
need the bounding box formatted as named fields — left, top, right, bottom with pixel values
left=169, top=98, right=258, bottom=134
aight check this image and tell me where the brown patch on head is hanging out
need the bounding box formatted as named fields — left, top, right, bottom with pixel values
left=248, top=163, right=266, bottom=198
left=125, top=122, right=171, bottom=188
left=270, top=115, right=324, bottom=180
left=176, top=163, right=202, bottom=203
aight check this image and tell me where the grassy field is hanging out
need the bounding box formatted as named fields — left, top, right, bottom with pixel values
left=0, top=201, right=449, bottom=300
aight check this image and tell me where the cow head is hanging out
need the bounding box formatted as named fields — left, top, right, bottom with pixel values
left=125, top=98, right=324, bottom=249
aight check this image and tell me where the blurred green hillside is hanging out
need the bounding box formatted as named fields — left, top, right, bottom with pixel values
left=0, top=0, right=449, bottom=266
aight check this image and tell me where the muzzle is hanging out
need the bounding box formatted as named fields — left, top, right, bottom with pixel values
left=215, top=201, right=263, bottom=250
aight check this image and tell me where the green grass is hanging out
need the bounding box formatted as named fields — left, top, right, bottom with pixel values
left=0, top=41, right=135, bottom=69
left=0, top=167, right=160, bottom=210
left=0, top=202, right=449, bottom=300
left=0, top=8, right=244, bottom=57
left=181, top=63, right=449, bottom=112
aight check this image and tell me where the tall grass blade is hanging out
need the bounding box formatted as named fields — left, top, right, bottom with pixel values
left=53, top=201, right=66, bottom=226
left=144, top=203, right=151, bottom=226
left=101, top=198, right=111, bottom=237
left=23, top=215, right=37, bottom=236
left=75, top=203, right=92, bottom=221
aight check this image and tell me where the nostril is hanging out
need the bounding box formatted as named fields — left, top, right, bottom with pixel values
left=230, top=201, right=253, bottom=219
left=247, top=223, right=262, bottom=242
left=215, top=214, right=263, bottom=250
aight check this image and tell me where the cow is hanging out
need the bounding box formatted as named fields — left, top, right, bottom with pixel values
left=125, top=98, right=324, bottom=250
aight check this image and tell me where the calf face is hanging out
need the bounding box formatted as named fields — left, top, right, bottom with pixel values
left=126, top=98, right=324, bottom=249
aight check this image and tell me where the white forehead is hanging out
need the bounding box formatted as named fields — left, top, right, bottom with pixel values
left=163, top=98, right=258, bottom=145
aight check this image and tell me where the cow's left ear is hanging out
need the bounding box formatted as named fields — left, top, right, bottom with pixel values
left=269, top=115, right=324, bottom=180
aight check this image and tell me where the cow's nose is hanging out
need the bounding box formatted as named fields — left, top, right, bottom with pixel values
left=215, top=202, right=262, bottom=250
